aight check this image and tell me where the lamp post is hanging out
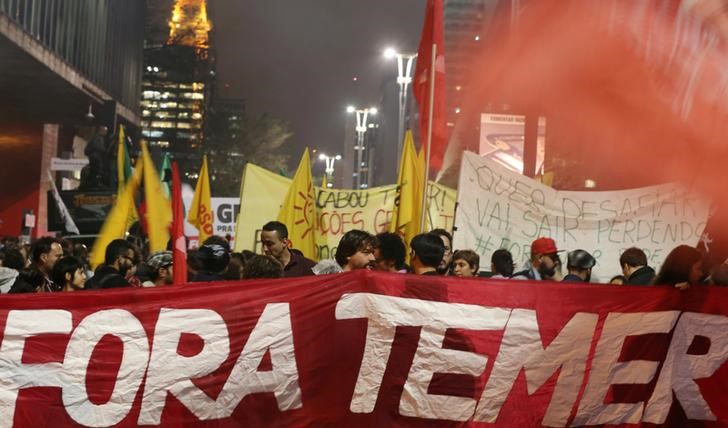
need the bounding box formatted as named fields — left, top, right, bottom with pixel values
left=347, top=106, right=377, bottom=189
left=384, top=48, right=416, bottom=166
left=318, top=153, right=342, bottom=188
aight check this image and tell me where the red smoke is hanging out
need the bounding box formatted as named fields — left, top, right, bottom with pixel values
left=458, top=0, right=728, bottom=260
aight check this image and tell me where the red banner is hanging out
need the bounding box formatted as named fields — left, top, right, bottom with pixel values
left=1, top=271, right=727, bottom=427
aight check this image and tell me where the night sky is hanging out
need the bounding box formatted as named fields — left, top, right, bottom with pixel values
left=211, top=0, right=425, bottom=157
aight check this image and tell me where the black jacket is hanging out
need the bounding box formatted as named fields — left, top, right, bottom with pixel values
left=626, top=266, right=655, bottom=286
left=86, top=265, right=130, bottom=289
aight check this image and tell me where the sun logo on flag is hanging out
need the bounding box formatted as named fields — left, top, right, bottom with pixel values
left=294, top=182, right=315, bottom=240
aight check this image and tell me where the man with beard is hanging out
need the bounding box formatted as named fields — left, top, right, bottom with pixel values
left=513, top=237, right=562, bottom=281
left=8, top=237, right=63, bottom=293
left=430, top=229, right=453, bottom=274
left=335, top=230, right=376, bottom=271
left=562, top=249, right=596, bottom=283
left=85, top=239, right=137, bottom=289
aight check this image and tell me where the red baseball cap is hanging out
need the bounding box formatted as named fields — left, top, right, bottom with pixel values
left=531, top=237, right=560, bottom=255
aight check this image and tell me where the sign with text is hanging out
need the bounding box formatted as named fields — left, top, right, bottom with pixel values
left=454, top=152, right=711, bottom=281
left=234, top=164, right=456, bottom=259
left=0, top=272, right=726, bottom=427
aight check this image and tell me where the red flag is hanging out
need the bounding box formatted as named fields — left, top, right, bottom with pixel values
left=171, top=161, right=187, bottom=285
left=413, top=0, right=447, bottom=172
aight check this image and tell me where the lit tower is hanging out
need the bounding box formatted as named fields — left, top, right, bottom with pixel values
left=141, top=0, right=214, bottom=178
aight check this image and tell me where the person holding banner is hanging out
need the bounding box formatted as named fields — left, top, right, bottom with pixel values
left=431, top=228, right=453, bottom=275
left=372, top=232, right=407, bottom=273
left=451, top=249, right=479, bottom=277
left=513, top=237, right=562, bottom=281
left=562, top=250, right=597, bottom=283
left=490, top=249, right=515, bottom=279
left=143, top=251, right=174, bottom=287
left=334, top=230, right=376, bottom=272
left=409, top=233, right=446, bottom=276
left=260, top=221, right=316, bottom=277
left=653, top=245, right=705, bottom=289
left=619, top=247, right=656, bottom=286
left=85, top=239, right=137, bottom=289
left=51, top=256, right=87, bottom=292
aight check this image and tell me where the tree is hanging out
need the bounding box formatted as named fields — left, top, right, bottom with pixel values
left=206, top=112, right=292, bottom=196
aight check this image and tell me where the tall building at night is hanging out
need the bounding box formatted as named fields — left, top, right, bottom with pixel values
left=0, top=0, right=144, bottom=236
left=141, top=0, right=214, bottom=174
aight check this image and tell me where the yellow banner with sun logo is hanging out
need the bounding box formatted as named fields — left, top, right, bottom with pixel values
left=234, top=163, right=456, bottom=261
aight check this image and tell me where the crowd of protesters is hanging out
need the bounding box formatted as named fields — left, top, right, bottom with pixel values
left=1, top=221, right=727, bottom=294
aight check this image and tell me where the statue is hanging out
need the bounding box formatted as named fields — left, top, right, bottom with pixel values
left=80, top=126, right=112, bottom=190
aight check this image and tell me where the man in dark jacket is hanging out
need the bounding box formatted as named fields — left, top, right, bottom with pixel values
left=260, top=221, right=316, bottom=277
left=562, top=249, right=596, bottom=283
left=190, top=241, right=230, bottom=282
left=620, top=247, right=656, bottom=285
left=410, top=233, right=446, bottom=276
left=513, top=237, right=563, bottom=281
left=86, top=239, right=137, bottom=289
left=9, top=237, right=63, bottom=293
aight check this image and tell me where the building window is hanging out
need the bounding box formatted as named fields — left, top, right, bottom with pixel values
left=151, top=121, right=175, bottom=128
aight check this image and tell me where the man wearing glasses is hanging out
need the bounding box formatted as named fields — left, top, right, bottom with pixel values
left=513, top=237, right=563, bottom=281
left=430, top=229, right=453, bottom=275
left=86, top=239, right=138, bottom=289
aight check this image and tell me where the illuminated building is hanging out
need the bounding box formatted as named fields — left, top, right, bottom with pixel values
left=141, top=0, right=214, bottom=171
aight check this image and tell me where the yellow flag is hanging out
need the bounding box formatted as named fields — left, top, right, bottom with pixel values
left=90, top=161, right=144, bottom=268
left=188, top=154, right=214, bottom=243
left=141, top=142, right=171, bottom=253
left=390, top=131, right=424, bottom=249
left=277, top=148, right=316, bottom=259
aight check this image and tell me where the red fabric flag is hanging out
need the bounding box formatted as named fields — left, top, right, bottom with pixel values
left=413, top=0, right=447, bottom=172
left=171, top=161, right=187, bottom=285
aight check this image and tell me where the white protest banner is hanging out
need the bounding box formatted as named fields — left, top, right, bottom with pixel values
left=454, top=151, right=711, bottom=281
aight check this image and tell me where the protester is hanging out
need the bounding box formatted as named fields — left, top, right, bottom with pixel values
left=224, top=252, right=246, bottom=280
left=190, top=240, right=230, bottom=282
left=187, top=249, right=201, bottom=279
left=0, top=247, right=24, bottom=293
left=619, top=247, right=656, bottom=285
left=452, top=249, right=479, bottom=277
left=410, top=233, right=445, bottom=276
left=72, top=243, right=94, bottom=279
left=372, top=232, right=406, bottom=273
left=143, top=251, right=173, bottom=287
left=85, top=239, right=137, bottom=289
left=513, top=237, right=562, bottom=281
left=9, top=236, right=63, bottom=293
left=490, top=249, right=514, bottom=279
left=709, top=263, right=728, bottom=286
left=430, top=228, right=453, bottom=275
left=609, top=275, right=627, bottom=285
left=335, top=230, right=376, bottom=271
left=51, top=256, right=87, bottom=292
left=260, top=221, right=316, bottom=277
left=243, top=255, right=284, bottom=279
left=653, top=245, right=704, bottom=289
left=562, top=249, right=596, bottom=283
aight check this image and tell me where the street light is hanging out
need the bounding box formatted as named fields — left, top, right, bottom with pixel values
left=318, top=153, right=342, bottom=174
left=348, top=106, right=377, bottom=189
left=383, top=47, right=416, bottom=166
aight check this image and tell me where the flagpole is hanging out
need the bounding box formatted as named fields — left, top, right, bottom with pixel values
left=419, top=43, right=437, bottom=231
